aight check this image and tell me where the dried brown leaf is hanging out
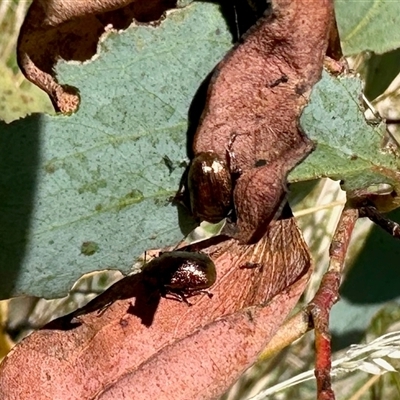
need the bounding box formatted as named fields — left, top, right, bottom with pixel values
left=191, top=0, right=335, bottom=243
left=0, top=213, right=311, bottom=400
left=17, top=0, right=176, bottom=112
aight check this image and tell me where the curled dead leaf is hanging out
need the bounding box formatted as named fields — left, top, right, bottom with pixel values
left=190, top=0, right=334, bottom=244
left=0, top=212, right=311, bottom=399
left=17, top=0, right=176, bottom=113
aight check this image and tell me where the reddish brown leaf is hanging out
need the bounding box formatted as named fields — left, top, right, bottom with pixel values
left=0, top=213, right=311, bottom=400
left=17, top=0, right=176, bottom=112
left=190, top=0, right=334, bottom=244
left=96, top=279, right=310, bottom=400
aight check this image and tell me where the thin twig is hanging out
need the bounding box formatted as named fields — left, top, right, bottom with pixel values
left=359, top=205, right=400, bottom=239
left=307, top=207, right=359, bottom=400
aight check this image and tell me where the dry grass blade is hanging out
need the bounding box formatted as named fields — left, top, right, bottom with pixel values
left=0, top=0, right=28, bottom=65
left=248, top=330, right=400, bottom=400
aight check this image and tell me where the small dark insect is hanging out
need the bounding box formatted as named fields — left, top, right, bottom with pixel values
left=187, top=151, right=232, bottom=223
left=141, top=251, right=217, bottom=305
left=255, top=159, right=267, bottom=167
left=119, top=317, right=129, bottom=328
left=239, top=262, right=263, bottom=270
left=162, top=155, right=175, bottom=174
left=269, top=74, right=288, bottom=88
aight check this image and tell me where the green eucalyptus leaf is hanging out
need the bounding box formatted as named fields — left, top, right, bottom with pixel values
left=293, top=71, right=400, bottom=193
left=0, top=3, right=232, bottom=299
left=335, top=0, right=400, bottom=55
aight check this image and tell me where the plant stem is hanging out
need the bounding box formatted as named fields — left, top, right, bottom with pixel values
left=307, top=207, right=359, bottom=400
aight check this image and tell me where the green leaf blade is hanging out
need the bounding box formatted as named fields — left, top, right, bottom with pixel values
left=0, top=3, right=232, bottom=299
left=336, top=0, right=400, bottom=55
left=293, top=72, right=400, bottom=192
